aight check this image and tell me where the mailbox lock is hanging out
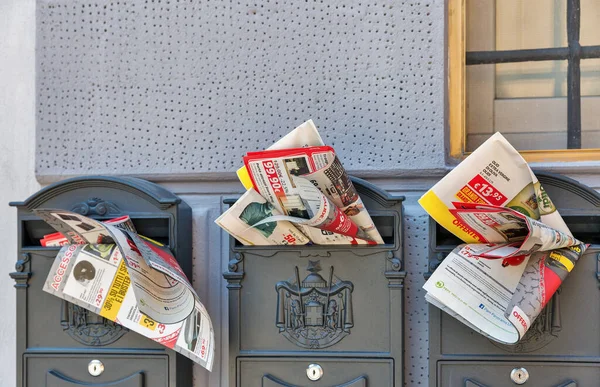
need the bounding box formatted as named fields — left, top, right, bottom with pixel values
left=510, top=367, right=529, bottom=384
left=306, top=363, right=323, bottom=381
left=88, top=359, right=105, bottom=377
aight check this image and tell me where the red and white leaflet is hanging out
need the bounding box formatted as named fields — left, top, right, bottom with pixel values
left=237, top=119, right=325, bottom=189
left=40, top=233, right=70, bottom=247
left=243, top=147, right=375, bottom=243
left=421, top=133, right=586, bottom=345
left=235, top=121, right=380, bottom=245
left=37, top=209, right=215, bottom=371
left=215, top=189, right=310, bottom=246
left=449, top=202, right=580, bottom=259
left=300, top=148, right=384, bottom=244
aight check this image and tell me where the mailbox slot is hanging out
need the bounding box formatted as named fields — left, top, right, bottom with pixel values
left=231, top=213, right=397, bottom=248
left=562, top=215, right=600, bottom=244
left=20, top=217, right=172, bottom=248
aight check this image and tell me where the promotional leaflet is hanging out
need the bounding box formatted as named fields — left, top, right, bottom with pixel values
left=215, top=188, right=311, bottom=246
left=420, top=133, right=586, bottom=344
left=36, top=209, right=215, bottom=371
left=243, top=146, right=379, bottom=244
left=235, top=120, right=382, bottom=245
left=237, top=119, right=325, bottom=189
left=40, top=215, right=137, bottom=246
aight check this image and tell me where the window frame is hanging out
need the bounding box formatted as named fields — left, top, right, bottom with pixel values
left=448, top=0, right=600, bottom=162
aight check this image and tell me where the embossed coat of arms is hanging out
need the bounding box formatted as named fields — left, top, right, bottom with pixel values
left=275, top=260, right=354, bottom=349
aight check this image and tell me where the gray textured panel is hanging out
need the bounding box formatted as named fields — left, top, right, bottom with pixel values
left=402, top=201, right=429, bottom=387
left=36, top=0, right=445, bottom=179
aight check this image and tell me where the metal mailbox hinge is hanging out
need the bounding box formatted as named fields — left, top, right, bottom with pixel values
left=224, top=252, right=245, bottom=289
left=10, top=253, right=31, bottom=288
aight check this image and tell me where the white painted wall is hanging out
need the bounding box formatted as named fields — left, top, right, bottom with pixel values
left=0, top=0, right=39, bottom=386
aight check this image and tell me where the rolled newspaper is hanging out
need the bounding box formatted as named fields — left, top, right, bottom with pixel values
left=215, top=189, right=310, bottom=246
left=420, top=132, right=586, bottom=344
left=34, top=209, right=215, bottom=370
left=243, top=146, right=380, bottom=244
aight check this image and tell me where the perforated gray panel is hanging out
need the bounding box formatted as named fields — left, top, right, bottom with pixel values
left=36, top=0, right=445, bottom=179
left=403, top=201, right=430, bottom=386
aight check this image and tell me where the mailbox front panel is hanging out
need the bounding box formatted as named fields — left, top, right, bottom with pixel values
left=224, top=177, right=406, bottom=387
left=237, top=248, right=394, bottom=353
left=24, top=249, right=162, bottom=350
left=428, top=172, right=600, bottom=386
left=11, top=176, right=193, bottom=387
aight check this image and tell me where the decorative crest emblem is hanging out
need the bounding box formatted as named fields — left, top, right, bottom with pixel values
left=61, top=300, right=128, bottom=346
left=275, top=260, right=354, bottom=349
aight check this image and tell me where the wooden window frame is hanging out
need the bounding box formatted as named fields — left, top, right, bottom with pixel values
left=448, top=0, right=600, bottom=162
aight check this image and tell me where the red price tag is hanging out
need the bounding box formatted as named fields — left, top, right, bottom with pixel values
left=467, top=175, right=506, bottom=204
left=95, top=288, right=104, bottom=306
left=200, top=338, right=207, bottom=359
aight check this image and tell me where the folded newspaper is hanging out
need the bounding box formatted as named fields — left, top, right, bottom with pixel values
left=217, top=120, right=384, bottom=246
left=35, top=209, right=215, bottom=371
left=215, top=188, right=311, bottom=246
left=243, top=146, right=381, bottom=244
left=420, top=133, right=586, bottom=344
left=40, top=215, right=136, bottom=246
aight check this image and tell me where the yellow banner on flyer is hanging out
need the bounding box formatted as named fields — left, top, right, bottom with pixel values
left=418, top=190, right=481, bottom=244
left=549, top=251, right=575, bottom=272
left=236, top=166, right=253, bottom=190
left=139, top=314, right=158, bottom=331
left=100, top=259, right=131, bottom=321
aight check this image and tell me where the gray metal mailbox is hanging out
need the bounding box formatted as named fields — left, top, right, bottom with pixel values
left=223, top=177, right=406, bottom=386
left=428, top=172, right=600, bottom=386
left=9, top=176, right=193, bottom=387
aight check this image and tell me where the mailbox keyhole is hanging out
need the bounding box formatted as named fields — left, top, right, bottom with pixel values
left=510, top=367, right=529, bottom=385
left=306, top=363, right=323, bottom=381
left=88, top=359, right=105, bottom=377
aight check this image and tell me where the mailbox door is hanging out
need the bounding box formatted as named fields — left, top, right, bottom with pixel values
left=235, top=248, right=399, bottom=353
left=238, top=357, right=392, bottom=386
left=437, top=361, right=600, bottom=386
left=25, top=354, right=168, bottom=387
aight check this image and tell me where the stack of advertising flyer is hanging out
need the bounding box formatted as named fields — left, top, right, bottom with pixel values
left=35, top=210, right=215, bottom=371
left=420, top=133, right=586, bottom=344
left=215, top=120, right=384, bottom=246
